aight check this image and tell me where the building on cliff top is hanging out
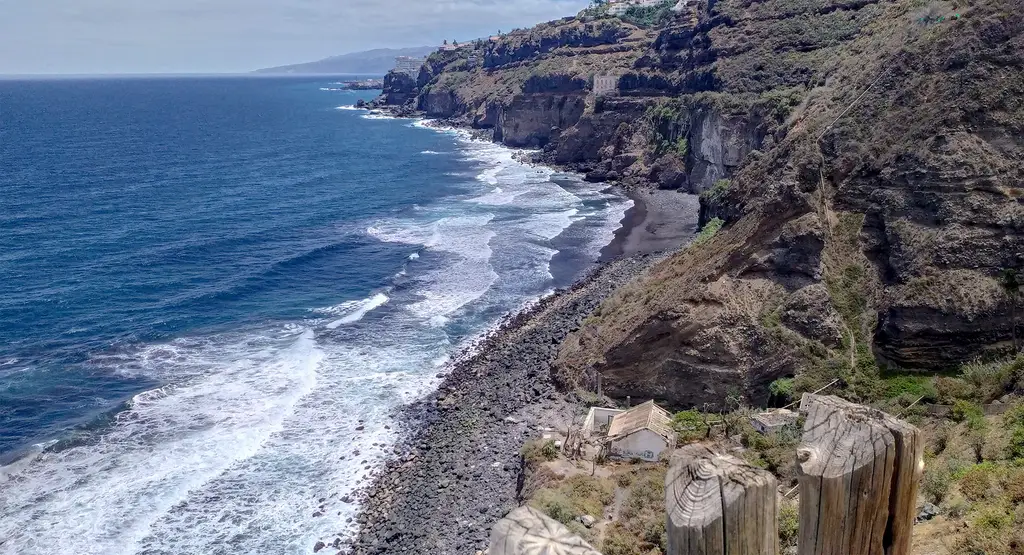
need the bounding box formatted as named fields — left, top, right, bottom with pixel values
left=591, top=401, right=675, bottom=462
left=608, top=0, right=667, bottom=16
left=393, top=56, right=426, bottom=77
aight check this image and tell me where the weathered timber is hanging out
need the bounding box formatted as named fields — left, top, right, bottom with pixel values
left=489, top=506, right=603, bottom=555
left=797, top=394, right=924, bottom=555
left=665, top=444, right=778, bottom=555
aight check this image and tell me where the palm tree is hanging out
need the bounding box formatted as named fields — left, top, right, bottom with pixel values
left=1001, top=268, right=1021, bottom=351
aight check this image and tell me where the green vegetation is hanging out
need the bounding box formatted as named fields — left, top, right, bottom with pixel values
left=521, top=439, right=560, bottom=465
left=699, top=179, right=731, bottom=204
left=1006, top=403, right=1024, bottom=460
left=675, top=138, right=689, bottom=158
left=778, top=500, right=799, bottom=550
left=618, top=1, right=675, bottom=28
left=693, top=218, right=724, bottom=246
left=529, top=474, right=615, bottom=526
left=741, top=425, right=800, bottom=479
left=769, top=377, right=795, bottom=402
left=603, top=466, right=668, bottom=555
left=671, top=410, right=710, bottom=442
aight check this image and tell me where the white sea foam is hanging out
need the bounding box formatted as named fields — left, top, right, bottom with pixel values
left=526, top=208, right=583, bottom=241
left=0, top=327, right=323, bottom=555
left=369, top=214, right=498, bottom=320
left=319, top=293, right=390, bottom=329
left=361, top=112, right=397, bottom=120
left=420, top=150, right=444, bottom=155
left=335, top=105, right=363, bottom=111
left=469, top=187, right=520, bottom=206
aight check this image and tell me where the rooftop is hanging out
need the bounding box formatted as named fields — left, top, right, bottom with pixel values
left=751, top=408, right=799, bottom=427
left=607, top=401, right=674, bottom=441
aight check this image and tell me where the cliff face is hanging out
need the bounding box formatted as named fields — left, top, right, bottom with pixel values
left=558, top=0, right=1024, bottom=408
left=385, top=0, right=1024, bottom=409
left=380, top=70, right=418, bottom=106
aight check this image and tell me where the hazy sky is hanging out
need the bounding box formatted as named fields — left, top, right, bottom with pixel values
left=0, top=0, right=589, bottom=74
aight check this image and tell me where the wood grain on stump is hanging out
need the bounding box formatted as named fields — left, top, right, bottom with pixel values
left=489, top=506, right=603, bottom=555
left=665, top=444, right=778, bottom=555
left=797, top=394, right=924, bottom=555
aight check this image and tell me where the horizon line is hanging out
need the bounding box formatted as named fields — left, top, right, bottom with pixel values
left=0, top=72, right=386, bottom=80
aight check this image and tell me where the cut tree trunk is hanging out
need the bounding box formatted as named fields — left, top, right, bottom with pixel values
left=797, top=394, right=924, bottom=555
left=489, top=506, right=602, bottom=555
left=665, top=444, right=778, bottom=555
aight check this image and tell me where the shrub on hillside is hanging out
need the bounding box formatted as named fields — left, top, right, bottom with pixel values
left=693, top=218, right=724, bottom=246
left=951, top=400, right=984, bottom=423
left=1004, top=403, right=1024, bottom=460
left=882, top=374, right=937, bottom=401
left=672, top=410, right=710, bottom=442
left=521, top=439, right=560, bottom=465
left=529, top=474, right=615, bottom=525
left=922, top=458, right=959, bottom=504
left=604, top=466, right=667, bottom=555
left=958, top=463, right=997, bottom=501
left=619, top=2, right=674, bottom=27
left=769, top=377, right=795, bottom=404
left=779, top=500, right=799, bottom=549
left=935, top=376, right=975, bottom=403
left=963, top=356, right=1024, bottom=402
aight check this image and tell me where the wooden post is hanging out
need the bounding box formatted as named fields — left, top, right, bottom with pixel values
left=489, top=506, right=602, bottom=555
left=797, top=394, right=924, bottom=555
left=665, top=444, right=778, bottom=555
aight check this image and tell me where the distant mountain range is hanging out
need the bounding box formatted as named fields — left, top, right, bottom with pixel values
left=254, top=47, right=436, bottom=75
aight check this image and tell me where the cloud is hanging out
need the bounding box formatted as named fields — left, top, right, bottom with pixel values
left=0, top=0, right=588, bottom=74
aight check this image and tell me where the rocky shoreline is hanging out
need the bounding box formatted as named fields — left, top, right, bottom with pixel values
left=331, top=103, right=698, bottom=555
left=341, top=253, right=658, bottom=555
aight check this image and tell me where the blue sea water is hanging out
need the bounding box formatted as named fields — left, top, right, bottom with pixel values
left=0, top=77, right=629, bottom=554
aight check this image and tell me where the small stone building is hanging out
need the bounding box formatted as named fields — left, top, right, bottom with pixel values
left=750, top=408, right=799, bottom=435
left=606, top=401, right=675, bottom=462
left=593, top=75, right=619, bottom=96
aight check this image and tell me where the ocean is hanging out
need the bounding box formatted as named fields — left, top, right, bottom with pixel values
left=0, top=76, right=630, bottom=554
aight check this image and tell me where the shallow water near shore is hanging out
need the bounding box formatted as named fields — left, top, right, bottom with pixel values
left=0, top=77, right=630, bottom=554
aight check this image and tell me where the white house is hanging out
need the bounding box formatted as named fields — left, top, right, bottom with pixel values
left=394, top=56, right=426, bottom=77
left=605, top=401, right=675, bottom=462
left=608, top=0, right=667, bottom=15
left=593, top=75, right=619, bottom=96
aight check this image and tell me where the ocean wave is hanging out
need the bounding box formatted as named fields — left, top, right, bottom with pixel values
left=335, top=105, right=363, bottom=111
left=468, top=186, right=520, bottom=206
left=319, top=293, right=390, bottom=329
left=0, top=327, right=323, bottom=554
left=526, top=208, right=583, bottom=241
left=420, top=150, right=444, bottom=155
left=368, top=215, right=498, bottom=319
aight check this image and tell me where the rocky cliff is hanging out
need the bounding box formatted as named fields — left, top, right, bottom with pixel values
left=381, top=0, right=1024, bottom=410
left=558, top=0, right=1024, bottom=408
